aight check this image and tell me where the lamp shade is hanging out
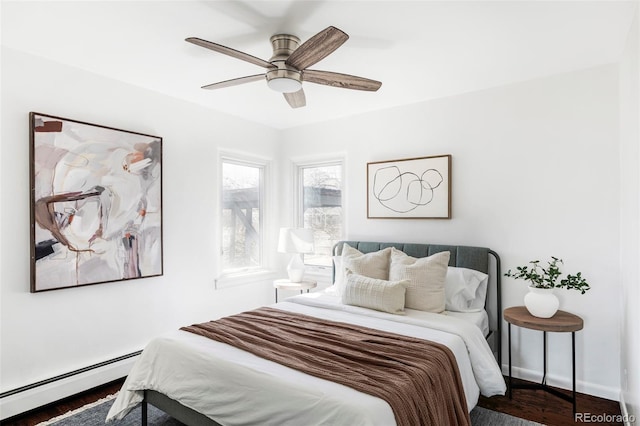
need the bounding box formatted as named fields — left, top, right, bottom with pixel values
left=277, top=228, right=314, bottom=254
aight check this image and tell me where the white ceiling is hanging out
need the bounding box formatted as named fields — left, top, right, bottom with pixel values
left=1, top=1, right=636, bottom=129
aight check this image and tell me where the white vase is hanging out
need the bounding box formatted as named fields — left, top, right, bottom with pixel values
left=524, top=286, right=559, bottom=318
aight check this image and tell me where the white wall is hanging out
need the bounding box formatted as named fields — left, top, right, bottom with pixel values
left=0, top=48, right=280, bottom=417
left=619, top=3, right=640, bottom=421
left=281, top=65, right=621, bottom=400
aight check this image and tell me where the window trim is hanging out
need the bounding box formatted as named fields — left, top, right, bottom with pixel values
left=217, top=152, right=273, bottom=287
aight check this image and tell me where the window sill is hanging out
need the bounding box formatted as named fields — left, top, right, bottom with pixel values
left=215, top=269, right=278, bottom=289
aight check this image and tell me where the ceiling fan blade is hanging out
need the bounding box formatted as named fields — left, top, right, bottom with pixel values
left=285, top=26, right=348, bottom=70
left=283, top=89, right=306, bottom=108
left=303, top=69, right=382, bottom=91
left=186, top=37, right=275, bottom=69
left=201, top=74, right=265, bottom=90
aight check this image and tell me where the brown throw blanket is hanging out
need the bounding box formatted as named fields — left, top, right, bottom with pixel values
left=181, top=307, right=470, bottom=426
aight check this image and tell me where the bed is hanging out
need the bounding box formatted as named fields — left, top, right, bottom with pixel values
left=106, top=241, right=506, bottom=426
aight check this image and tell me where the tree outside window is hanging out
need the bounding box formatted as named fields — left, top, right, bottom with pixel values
left=221, top=160, right=263, bottom=273
left=299, top=162, right=343, bottom=267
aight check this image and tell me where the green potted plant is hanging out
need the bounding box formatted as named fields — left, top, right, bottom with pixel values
left=505, top=257, right=590, bottom=318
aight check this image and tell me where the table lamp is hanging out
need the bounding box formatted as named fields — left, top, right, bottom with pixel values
left=277, top=228, right=314, bottom=282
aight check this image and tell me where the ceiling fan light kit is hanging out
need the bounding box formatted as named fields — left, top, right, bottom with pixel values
left=266, top=70, right=302, bottom=93
left=186, top=26, right=381, bottom=108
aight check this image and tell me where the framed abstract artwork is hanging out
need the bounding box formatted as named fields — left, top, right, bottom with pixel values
left=367, top=154, right=451, bottom=219
left=29, top=112, right=163, bottom=292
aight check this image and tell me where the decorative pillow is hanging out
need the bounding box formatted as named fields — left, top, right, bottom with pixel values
left=388, top=248, right=450, bottom=313
left=342, top=272, right=408, bottom=315
left=445, top=267, right=489, bottom=312
left=334, top=244, right=392, bottom=296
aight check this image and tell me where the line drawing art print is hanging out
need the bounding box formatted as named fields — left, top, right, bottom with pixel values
left=29, top=112, right=163, bottom=292
left=367, top=155, right=451, bottom=219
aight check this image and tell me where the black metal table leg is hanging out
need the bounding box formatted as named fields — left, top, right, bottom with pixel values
left=572, top=331, right=577, bottom=415
left=275, top=288, right=278, bottom=303
left=542, top=331, right=547, bottom=385
left=508, top=322, right=512, bottom=399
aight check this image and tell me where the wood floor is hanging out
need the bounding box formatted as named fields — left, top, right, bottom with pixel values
left=478, top=378, right=623, bottom=426
left=1, top=376, right=623, bottom=426
left=1, top=379, right=124, bottom=426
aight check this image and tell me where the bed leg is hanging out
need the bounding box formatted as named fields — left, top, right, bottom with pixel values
left=142, top=392, right=148, bottom=426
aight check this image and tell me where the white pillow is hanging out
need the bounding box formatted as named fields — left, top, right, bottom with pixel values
left=332, top=255, right=343, bottom=283
left=334, top=244, right=392, bottom=296
left=445, top=267, right=489, bottom=312
left=342, top=273, right=408, bottom=315
left=388, top=248, right=450, bottom=313
left=323, top=256, right=343, bottom=296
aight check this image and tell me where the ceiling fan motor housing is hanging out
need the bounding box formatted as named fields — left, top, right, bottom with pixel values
left=267, top=34, right=303, bottom=92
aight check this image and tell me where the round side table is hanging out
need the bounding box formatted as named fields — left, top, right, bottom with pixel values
left=273, top=279, right=317, bottom=302
left=504, top=306, right=583, bottom=415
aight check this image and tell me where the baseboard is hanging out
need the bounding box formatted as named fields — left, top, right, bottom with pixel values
left=0, top=355, right=138, bottom=420
left=619, top=392, right=633, bottom=426
left=502, top=364, right=620, bottom=401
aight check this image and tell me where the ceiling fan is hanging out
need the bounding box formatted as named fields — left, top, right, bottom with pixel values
left=186, top=26, right=382, bottom=108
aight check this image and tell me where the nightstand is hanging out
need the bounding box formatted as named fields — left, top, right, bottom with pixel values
left=504, top=306, right=583, bottom=415
left=273, top=279, right=317, bottom=302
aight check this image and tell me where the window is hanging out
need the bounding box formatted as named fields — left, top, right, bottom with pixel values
left=297, top=161, right=343, bottom=267
left=221, top=158, right=264, bottom=274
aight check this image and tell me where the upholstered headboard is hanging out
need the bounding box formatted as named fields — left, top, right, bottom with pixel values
left=333, top=241, right=491, bottom=273
left=332, top=240, right=502, bottom=366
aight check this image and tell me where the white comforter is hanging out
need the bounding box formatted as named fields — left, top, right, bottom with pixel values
left=107, top=293, right=506, bottom=425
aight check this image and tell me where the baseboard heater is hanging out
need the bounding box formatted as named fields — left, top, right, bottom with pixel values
left=0, top=350, right=141, bottom=399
